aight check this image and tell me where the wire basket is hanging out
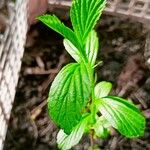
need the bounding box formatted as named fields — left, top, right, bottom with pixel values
left=106, top=0, right=150, bottom=24
left=48, top=0, right=150, bottom=24
left=0, top=0, right=28, bottom=149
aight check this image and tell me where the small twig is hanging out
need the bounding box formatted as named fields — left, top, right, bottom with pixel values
left=110, top=137, right=118, bottom=150
left=39, top=74, right=55, bottom=93
left=26, top=109, right=38, bottom=146
left=39, top=124, right=53, bottom=137
left=24, top=67, right=58, bottom=75
left=143, top=109, right=150, bottom=118
left=30, top=100, right=47, bottom=120
left=40, top=54, right=67, bottom=93
left=36, top=117, right=49, bottom=126
left=36, top=56, right=45, bottom=69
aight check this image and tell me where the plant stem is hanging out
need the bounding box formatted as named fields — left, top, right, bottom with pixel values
left=90, top=130, right=94, bottom=150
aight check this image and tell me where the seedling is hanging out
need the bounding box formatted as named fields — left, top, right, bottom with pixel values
left=38, top=0, right=145, bottom=149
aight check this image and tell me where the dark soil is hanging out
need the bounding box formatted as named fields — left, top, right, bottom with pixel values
left=4, top=14, right=150, bottom=150
left=0, top=0, right=10, bottom=34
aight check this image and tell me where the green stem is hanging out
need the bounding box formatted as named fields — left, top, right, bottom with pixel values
left=90, top=130, right=94, bottom=149
left=90, top=70, right=97, bottom=124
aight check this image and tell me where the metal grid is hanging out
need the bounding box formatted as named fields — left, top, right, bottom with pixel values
left=106, top=0, right=150, bottom=24
left=0, top=0, right=28, bottom=149
left=48, top=0, right=150, bottom=24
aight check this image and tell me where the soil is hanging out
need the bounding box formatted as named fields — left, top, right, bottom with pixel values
left=0, top=0, right=13, bottom=35
left=4, top=13, right=150, bottom=150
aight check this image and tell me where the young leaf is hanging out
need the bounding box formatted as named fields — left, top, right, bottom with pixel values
left=93, top=116, right=110, bottom=138
left=94, top=81, right=112, bottom=98
left=70, top=0, right=106, bottom=42
left=96, top=96, right=145, bottom=138
left=38, top=15, right=81, bottom=50
left=48, top=63, right=92, bottom=134
left=85, top=30, right=99, bottom=66
left=57, top=115, right=89, bottom=150
left=63, top=39, right=81, bottom=63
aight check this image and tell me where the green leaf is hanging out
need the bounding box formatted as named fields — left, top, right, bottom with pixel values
left=94, top=81, right=112, bottom=98
left=48, top=63, right=92, bottom=134
left=70, top=0, right=106, bottom=42
left=85, top=30, right=99, bottom=66
left=38, top=15, right=81, bottom=50
left=92, top=146, right=101, bottom=150
left=63, top=39, right=81, bottom=63
left=96, top=96, right=146, bottom=138
left=93, top=116, right=110, bottom=138
left=57, top=115, right=89, bottom=150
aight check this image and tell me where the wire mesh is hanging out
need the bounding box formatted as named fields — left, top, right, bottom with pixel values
left=106, top=0, right=150, bottom=24
left=0, top=0, right=28, bottom=149
left=48, top=0, right=150, bottom=24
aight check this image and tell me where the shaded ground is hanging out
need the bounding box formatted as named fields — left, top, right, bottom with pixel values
left=0, top=0, right=13, bottom=34
left=4, top=14, right=150, bottom=150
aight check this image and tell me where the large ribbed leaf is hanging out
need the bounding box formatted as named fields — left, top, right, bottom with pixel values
left=38, top=15, right=81, bottom=50
left=70, top=0, right=106, bottom=42
left=96, top=96, right=145, bottom=138
left=85, top=30, right=99, bottom=66
left=48, top=63, right=92, bottom=134
left=57, top=115, right=89, bottom=150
